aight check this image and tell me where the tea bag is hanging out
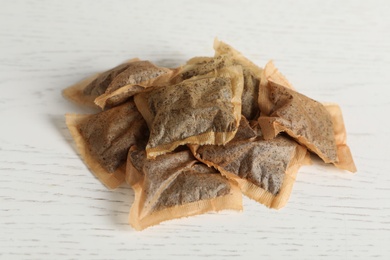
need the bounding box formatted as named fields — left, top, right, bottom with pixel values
left=258, top=61, right=356, bottom=172
left=169, top=55, right=234, bottom=84
left=65, top=101, right=148, bottom=189
left=214, top=39, right=263, bottom=120
left=134, top=65, right=244, bottom=158
left=62, top=58, right=140, bottom=108
left=190, top=131, right=309, bottom=209
left=94, top=60, right=174, bottom=109
left=323, top=103, right=357, bottom=172
left=126, top=148, right=242, bottom=230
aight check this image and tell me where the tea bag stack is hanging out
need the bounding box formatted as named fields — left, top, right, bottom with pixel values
left=63, top=39, right=356, bottom=230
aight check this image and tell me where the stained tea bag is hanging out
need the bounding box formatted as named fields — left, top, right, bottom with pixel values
left=65, top=101, right=148, bottom=189
left=134, top=65, right=244, bottom=158
left=126, top=148, right=242, bottom=230
left=214, top=39, right=263, bottom=120
left=190, top=125, right=309, bottom=209
left=169, top=55, right=234, bottom=84
left=62, top=58, right=140, bottom=108
left=94, top=60, right=174, bottom=109
left=258, top=61, right=356, bottom=172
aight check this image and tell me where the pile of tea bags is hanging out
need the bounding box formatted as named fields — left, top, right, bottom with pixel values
left=63, top=39, right=356, bottom=230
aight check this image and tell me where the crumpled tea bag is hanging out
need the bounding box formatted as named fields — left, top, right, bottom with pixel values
left=126, top=148, right=242, bottom=230
left=62, top=58, right=140, bottom=108
left=134, top=65, right=244, bottom=158
left=190, top=129, right=310, bottom=209
left=65, top=101, right=148, bottom=189
left=258, top=61, right=356, bottom=172
left=214, top=38, right=263, bottom=120
left=94, top=60, right=174, bottom=109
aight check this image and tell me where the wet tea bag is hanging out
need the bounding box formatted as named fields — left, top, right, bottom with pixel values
left=134, top=65, right=244, bottom=158
left=94, top=60, right=174, bottom=109
left=258, top=61, right=356, bottom=172
left=62, top=58, right=140, bottom=108
left=214, top=39, right=263, bottom=120
left=169, top=55, right=234, bottom=84
left=126, top=148, right=242, bottom=230
left=190, top=130, right=309, bottom=209
left=65, top=101, right=148, bottom=189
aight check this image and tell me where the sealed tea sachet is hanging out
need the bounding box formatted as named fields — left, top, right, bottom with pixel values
left=66, top=101, right=148, bottom=189
left=62, top=58, right=140, bottom=108
left=214, top=39, right=263, bottom=120
left=258, top=61, right=356, bottom=172
left=94, top=60, right=174, bottom=109
left=190, top=117, right=309, bottom=209
left=126, top=147, right=242, bottom=230
left=134, top=65, right=244, bottom=158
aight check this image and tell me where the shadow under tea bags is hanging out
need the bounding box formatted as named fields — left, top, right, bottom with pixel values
left=126, top=148, right=242, bottom=230
left=65, top=101, right=148, bottom=189
left=134, top=65, right=244, bottom=159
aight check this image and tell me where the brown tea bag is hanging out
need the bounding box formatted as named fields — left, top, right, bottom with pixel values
left=323, top=103, right=357, bottom=172
left=134, top=65, right=244, bottom=159
left=214, top=38, right=263, bottom=120
left=169, top=55, right=234, bottom=84
left=65, top=101, right=148, bottom=189
left=190, top=134, right=309, bottom=209
left=126, top=148, right=242, bottom=230
left=258, top=61, right=356, bottom=172
left=94, top=60, right=174, bottom=109
left=62, top=58, right=140, bottom=108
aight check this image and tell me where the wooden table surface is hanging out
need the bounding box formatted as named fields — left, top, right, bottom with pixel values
left=1, top=1, right=389, bottom=259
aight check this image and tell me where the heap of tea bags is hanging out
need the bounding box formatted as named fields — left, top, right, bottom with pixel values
left=63, top=39, right=356, bottom=230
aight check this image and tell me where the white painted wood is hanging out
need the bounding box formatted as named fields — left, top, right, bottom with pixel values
left=1, top=0, right=389, bottom=259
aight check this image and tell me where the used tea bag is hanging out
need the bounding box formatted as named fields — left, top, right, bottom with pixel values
left=134, top=65, right=244, bottom=158
left=258, top=61, right=356, bottom=172
left=214, top=39, right=263, bottom=120
left=62, top=58, right=140, bottom=108
left=190, top=128, right=309, bottom=209
left=126, top=148, right=242, bottom=230
left=65, top=101, right=148, bottom=189
left=169, top=55, right=234, bottom=84
left=94, top=60, right=174, bottom=109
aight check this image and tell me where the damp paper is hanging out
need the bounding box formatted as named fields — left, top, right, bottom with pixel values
left=258, top=61, right=356, bottom=172
left=134, top=65, right=244, bottom=159
left=190, top=118, right=310, bottom=209
left=62, top=58, right=140, bottom=108
left=126, top=148, right=242, bottom=230
left=65, top=101, right=148, bottom=189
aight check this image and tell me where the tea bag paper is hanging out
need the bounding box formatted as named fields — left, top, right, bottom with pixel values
left=126, top=148, right=242, bottom=230
left=134, top=65, right=244, bottom=158
left=65, top=101, right=148, bottom=189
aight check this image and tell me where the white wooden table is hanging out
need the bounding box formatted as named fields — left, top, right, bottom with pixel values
left=1, top=1, right=389, bottom=259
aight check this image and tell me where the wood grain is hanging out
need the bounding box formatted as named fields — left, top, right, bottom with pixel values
left=1, top=0, right=389, bottom=259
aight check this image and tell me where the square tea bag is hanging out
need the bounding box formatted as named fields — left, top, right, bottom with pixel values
left=126, top=148, right=242, bottom=230
left=65, top=101, right=148, bottom=189
left=94, top=60, right=174, bottom=109
left=134, top=65, right=244, bottom=158
left=258, top=61, right=356, bottom=172
left=62, top=58, right=139, bottom=108
left=190, top=119, right=309, bottom=209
